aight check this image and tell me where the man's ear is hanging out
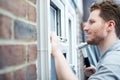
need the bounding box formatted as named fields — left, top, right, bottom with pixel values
left=106, top=20, right=115, bottom=32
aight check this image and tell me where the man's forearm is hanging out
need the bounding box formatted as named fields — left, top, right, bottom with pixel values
left=53, top=49, right=78, bottom=80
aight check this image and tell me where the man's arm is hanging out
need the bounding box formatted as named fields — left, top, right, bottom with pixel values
left=51, top=32, right=78, bottom=80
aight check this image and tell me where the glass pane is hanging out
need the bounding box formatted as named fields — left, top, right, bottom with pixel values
left=68, top=19, right=72, bottom=64
left=50, top=6, right=56, bottom=32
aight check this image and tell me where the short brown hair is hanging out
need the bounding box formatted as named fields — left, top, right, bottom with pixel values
left=90, top=0, right=120, bottom=38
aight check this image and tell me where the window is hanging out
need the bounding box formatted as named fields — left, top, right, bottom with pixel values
left=38, top=0, right=82, bottom=79
left=50, top=3, right=61, bottom=36
left=68, top=19, right=72, bottom=64
left=37, top=0, right=51, bottom=80
left=50, top=0, right=65, bottom=80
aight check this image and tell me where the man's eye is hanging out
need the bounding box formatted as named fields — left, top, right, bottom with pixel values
left=89, top=20, right=95, bottom=24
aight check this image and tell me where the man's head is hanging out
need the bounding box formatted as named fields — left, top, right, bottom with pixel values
left=90, top=0, right=120, bottom=38
left=84, top=0, right=120, bottom=45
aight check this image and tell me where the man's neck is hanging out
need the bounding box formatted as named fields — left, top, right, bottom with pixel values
left=98, top=34, right=119, bottom=53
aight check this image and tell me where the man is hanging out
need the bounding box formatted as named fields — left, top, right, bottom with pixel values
left=51, top=0, right=120, bottom=80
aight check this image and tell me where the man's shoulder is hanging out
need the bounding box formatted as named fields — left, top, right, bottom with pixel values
left=102, top=50, right=120, bottom=65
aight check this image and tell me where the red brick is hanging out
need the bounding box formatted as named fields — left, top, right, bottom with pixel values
left=13, top=68, right=26, bottom=80
left=27, top=3, right=36, bottom=22
left=12, top=64, right=37, bottom=80
left=28, top=65, right=36, bottom=74
left=25, top=64, right=37, bottom=80
left=0, top=45, right=26, bottom=69
left=0, top=14, right=12, bottom=39
left=27, top=44, right=37, bottom=62
left=0, top=73, right=11, bottom=80
left=0, top=0, right=27, bottom=17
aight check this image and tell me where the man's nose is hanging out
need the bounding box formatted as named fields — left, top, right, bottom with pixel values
left=83, top=23, right=89, bottom=31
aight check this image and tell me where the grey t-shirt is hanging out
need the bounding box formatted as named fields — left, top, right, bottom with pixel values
left=88, top=40, right=120, bottom=80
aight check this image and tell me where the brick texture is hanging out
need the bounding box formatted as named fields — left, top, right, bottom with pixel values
left=0, top=0, right=37, bottom=80
left=25, top=64, right=37, bottom=80
left=27, top=3, right=36, bottom=22
left=0, top=73, right=11, bottom=80
left=0, top=0, right=27, bottom=17
left=0, top=45, right=26, bottom=69
left=0, top=14, right=12, bottom=39
left=0, top=64, right=37, bottom=80
left=14, top=20, right=37, bottom=41
left=27, top=44, right=37, bottom=62
left=13, top=68, right=26, bottom=80
left=13, top=64, right=37, bottom=80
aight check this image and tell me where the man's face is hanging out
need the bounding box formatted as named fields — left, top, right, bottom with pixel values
left=83, top=9, right=108, bottom=45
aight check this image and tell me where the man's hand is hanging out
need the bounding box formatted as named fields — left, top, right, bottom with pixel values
left=84, top=65, right=96, bottom=77
left=50, top=32, right=78, bottom=80
left=50, top=32, right=61, bottom=57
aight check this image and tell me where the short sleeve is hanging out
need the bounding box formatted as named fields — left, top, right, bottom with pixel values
left=88, top=64, right=120, bottom=80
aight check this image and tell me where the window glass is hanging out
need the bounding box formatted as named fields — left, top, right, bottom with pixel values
left=50, top=4, right=61, bottom=36
left=50, top=6, right=56, bottom=32
left=68, top=19, right=72, bottom=64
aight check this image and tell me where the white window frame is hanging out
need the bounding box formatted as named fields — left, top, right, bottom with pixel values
left=64, top=0, right=77, bottom=74
left=50, top=3, right=61, bottom=36
left=37, top=0, right=65, bottom=80
left=50, top=1, right=65, bottom=80
left=51, top=0, right=65, bottom=37
left=50, top=6, right=57, bottom=33
left=37, top=0, right=51, bottom=80
left=37, top=0, right=78, bottom=79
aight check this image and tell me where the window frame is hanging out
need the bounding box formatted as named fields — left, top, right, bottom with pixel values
left=50, top=0, right=65, bottom=37
left=37, top=0, right=51, bottom=80
left=50, top=2, right=61, bottom=36
left=65, top=1, right=77, bottom=73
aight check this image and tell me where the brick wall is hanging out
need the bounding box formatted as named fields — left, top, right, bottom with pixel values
left=0, top=0, right=37, bottom=80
